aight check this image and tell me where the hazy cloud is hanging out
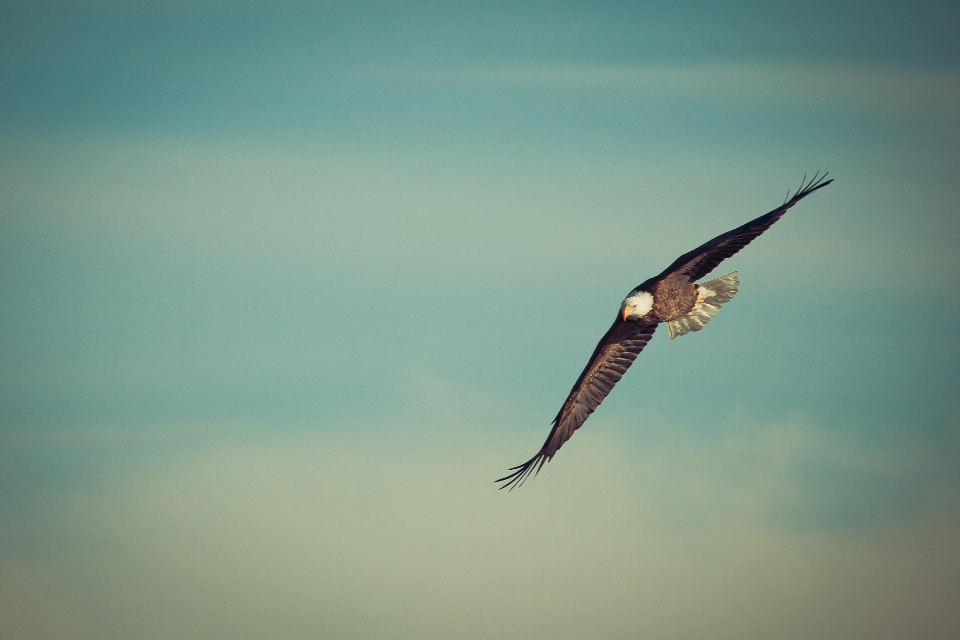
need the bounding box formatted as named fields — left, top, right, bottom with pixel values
left=2, top=405, right=958, bottom=640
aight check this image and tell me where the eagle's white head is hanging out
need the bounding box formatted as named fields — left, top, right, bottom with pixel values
left=621, top=290, right=654, bottom=321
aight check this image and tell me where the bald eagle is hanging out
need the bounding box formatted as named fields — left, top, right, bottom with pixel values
left=498, top=173, right=832, bottom=489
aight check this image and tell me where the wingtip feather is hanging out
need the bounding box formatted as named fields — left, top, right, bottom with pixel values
left=790, top=171, right=833, bottom=202
left=496, top=450, right=551, bottom=490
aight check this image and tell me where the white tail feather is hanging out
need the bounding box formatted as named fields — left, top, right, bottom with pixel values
left=667, top=272, right=739, bottom=339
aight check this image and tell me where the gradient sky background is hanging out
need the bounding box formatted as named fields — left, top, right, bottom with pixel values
left=2, top=1, right=959, bottom=638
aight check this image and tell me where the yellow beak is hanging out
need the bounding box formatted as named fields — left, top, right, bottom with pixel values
left=622, top=306, right=631, bottom=321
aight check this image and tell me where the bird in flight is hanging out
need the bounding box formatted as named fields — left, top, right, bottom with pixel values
left=497, top=173, right=833, bottom=489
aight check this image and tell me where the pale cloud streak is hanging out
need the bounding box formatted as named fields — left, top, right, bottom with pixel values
left=383, top=61, right=960, bottom=116
left=2, top=132, right=954, bottom=294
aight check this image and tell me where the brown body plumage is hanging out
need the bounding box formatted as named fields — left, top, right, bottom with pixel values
left=646, top=275, right=700, bottom=323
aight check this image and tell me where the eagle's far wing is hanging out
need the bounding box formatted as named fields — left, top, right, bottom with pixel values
left=497, top=320, right=657, bottom=490
left=656, top=172, right=832, bottom=284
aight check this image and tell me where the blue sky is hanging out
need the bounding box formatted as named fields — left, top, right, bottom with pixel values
left=2, top=2, right=959, bottom=638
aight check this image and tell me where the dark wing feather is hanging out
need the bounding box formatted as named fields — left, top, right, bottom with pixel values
left=655, top=172, right=832, bottom=283
left=497, top=320, right=657, bottom=490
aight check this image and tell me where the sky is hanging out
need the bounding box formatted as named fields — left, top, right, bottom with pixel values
left=1, top=1, right=959, bottom=638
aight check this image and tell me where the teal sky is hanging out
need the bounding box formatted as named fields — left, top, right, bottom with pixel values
left=2, top=1, right=959, bottom=638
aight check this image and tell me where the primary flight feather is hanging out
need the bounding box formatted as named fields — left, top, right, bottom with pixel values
left=497, top=173, right=833, bottom=490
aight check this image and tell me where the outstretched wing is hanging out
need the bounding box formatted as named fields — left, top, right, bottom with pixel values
left=497, top=320, right=657, bottom=490
left=656, top=172, right=832, bottom=284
